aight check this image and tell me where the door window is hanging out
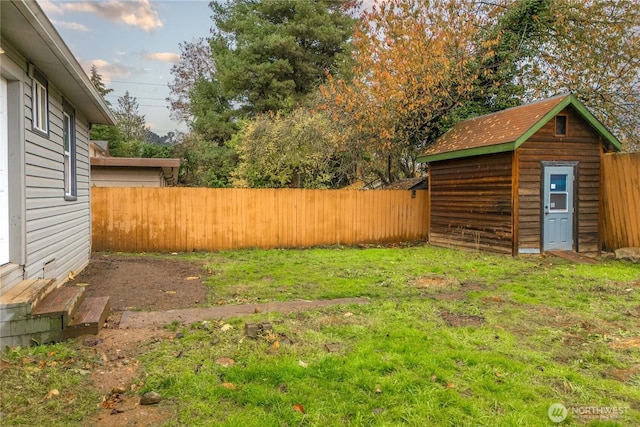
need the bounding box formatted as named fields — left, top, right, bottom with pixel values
left=549, top=174, right=569, bottom=212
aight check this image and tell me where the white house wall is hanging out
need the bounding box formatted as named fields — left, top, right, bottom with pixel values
left=2, top=44, right=91, bottom=289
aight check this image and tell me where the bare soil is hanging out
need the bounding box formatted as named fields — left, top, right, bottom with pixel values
left=76, top=253, right=209, bottom=313
left=73, top=253, right=211, bottom=426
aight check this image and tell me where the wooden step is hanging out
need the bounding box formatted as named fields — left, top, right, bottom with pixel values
left=0, top=279, right=57, bottom=311
left=64, top=296, right=111, bottom=339
left=31, top=286, right=85, bottom=324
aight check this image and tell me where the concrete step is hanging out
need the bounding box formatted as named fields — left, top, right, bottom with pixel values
left=64, top=296, right=111, bottom=339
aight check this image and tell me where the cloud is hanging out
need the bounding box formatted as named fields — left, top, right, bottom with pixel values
left=51, top=19, right=90, bottom=32
left=84, top=59, right=134, bottom=82
left=64, top=0, right=163, bottom=32
left=39, top=0, right=64, bottom=15
left=141, top=52, right=181, bottom=64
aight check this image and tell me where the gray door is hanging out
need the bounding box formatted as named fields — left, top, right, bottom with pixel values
left=543, top=166, right=574, bottom=251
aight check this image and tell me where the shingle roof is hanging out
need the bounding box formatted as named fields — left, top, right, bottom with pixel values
left=417, top=94, right=621, bottom=163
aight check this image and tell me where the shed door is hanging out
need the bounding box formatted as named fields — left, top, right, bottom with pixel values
left=0, top=76, right=9, bottom=265
left=543, top=166, right=574, bottom=251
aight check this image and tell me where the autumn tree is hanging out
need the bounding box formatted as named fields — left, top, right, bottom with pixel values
left=321, top=0, right=520, bottom=183
left=210, top=0, right=355, bottom=116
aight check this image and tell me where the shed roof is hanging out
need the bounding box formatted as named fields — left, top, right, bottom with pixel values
left=417, top=94, right=621, bottom=163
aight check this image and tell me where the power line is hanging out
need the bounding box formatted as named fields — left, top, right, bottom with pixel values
left=108, top=80, right=167, bottom=87
left=105, top=94, right=167, bottom=101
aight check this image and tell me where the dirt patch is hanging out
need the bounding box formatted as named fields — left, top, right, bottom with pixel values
left=74, top=254, right=209, bottom=313
left=69, top=254, right=212, bottom=426
left=439, top=311, right=485, bottom=327
left=605, top=365, right=640, bottom=383
left=411, top=275, right=459, bottom=289
left=609, top=337, right=640, bottom=350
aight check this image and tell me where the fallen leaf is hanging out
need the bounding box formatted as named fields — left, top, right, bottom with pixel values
left=45, top=389, right=60, bottom=400
left=375, top=387, right=382, bottom=394
left=215, top=357, right=235, bottom=367
left=344, top=312, right=353, bottom=317
left=222, top=382, right=235, bottom=390
left=430, top=374, right=437, bottom=382
left=165, top=290, right=176, bottom=294
left=220, top=324, right=232, bottom=332
left=48, top=351, right=57, bottom=357
left=68, top=271, right=75, bottom=281
left=298, top=360, right=308, bottom=368
left=270, top=341, right=280, bottom=351
left=446, top=382, right=455, bottom=389
left=495, top=372, right=502, bottom=377
left=184, top=276, right=199, bottom=281
left=293, top=403, right=305, bottom=413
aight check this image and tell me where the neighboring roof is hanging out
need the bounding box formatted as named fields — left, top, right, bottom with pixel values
left=383, top=177, right=428, bottom=190
left=90, top=157, right=181, bottom=186
left=0, top=0, right=115, bottom=125
left=417, top=94, right=621, bottom=163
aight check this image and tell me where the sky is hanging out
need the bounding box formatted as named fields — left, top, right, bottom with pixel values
left=43, top=0, right=214, bottom=136
left=43, top=0, right=378, bottom=137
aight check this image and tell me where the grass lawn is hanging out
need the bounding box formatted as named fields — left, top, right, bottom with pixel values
left=2, top=245, right=640, bottom=426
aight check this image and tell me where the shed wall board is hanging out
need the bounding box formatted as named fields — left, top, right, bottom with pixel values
left=517, top=106, right=603, bottom=253
left=429, top=151, right=513, bottom=253
left=91, top=167, right=165, bottom=187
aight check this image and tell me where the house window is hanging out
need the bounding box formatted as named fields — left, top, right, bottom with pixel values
left=63, top=105, right=77, bottom=200
left=31, top=69, right=49, bottom=135
left=555, top=115, right=567, bottom=136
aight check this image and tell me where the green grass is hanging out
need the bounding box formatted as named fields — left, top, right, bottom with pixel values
left=3, top=245, right=640, bottom=426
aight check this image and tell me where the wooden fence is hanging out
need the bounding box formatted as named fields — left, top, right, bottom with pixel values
left=601, top=152, right=640, bottom=250
left=91, top=188, right=430, bottom=252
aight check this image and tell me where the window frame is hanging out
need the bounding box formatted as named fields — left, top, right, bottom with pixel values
left=31, top=68, right=49, bottom=136
left=62, top=101, right=77, bottom=200
left=555, top=114, right=568, bottom=137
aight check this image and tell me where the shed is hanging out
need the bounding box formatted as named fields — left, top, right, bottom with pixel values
left=90, top=157, right=181, bottom=187
left=417, top=94, right=621, bottom=255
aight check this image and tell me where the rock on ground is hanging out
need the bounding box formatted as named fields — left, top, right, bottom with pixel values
left=615, top=247, right=640, bottom=263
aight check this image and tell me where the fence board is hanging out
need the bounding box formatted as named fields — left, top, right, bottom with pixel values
left=601, top=152, right=640, bottom=250
left=91, top=188, right=429, bottom=252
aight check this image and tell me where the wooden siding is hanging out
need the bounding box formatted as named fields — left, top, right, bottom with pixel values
left=517, top=106, right=604, bottom=253
left=91, top=188, right=430, bottom=252
left=601, top=152, right=640, bottom=250
left=429, top=152, right=513, bottom=254
left=91, top=167, right=165, bottom=187
left=22, top=71, right=92, bottom=285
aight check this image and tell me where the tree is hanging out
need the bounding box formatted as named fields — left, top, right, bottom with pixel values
left=515, top=0, right=640, bottom=150
left=115, top=91, right=148, bottom=143
left=321, top=0, right=519, bottom=183
left=167, top=38, right=216, bottom=123
left=210, top=0, right=355, bottom=116
left=173, top=133, right=237, bottom=187
left=232, top=107, right=354, bottom=189
left=89, top=65, right=113, bottom=103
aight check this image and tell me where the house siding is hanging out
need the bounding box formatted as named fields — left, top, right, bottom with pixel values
left=517, top=106, right=603, bottom=253
left=2, top=47, right=91, bottom=289
left=429, top=152, right=513, bottom=254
